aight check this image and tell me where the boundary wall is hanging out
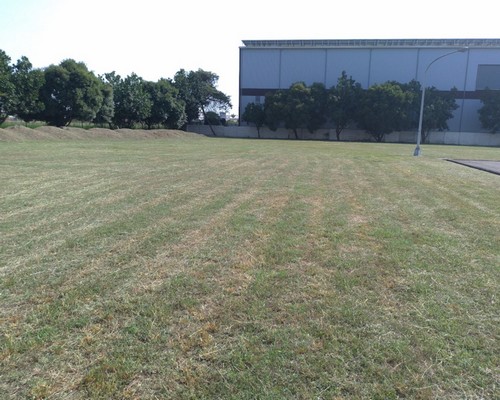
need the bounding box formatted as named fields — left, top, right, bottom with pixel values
left=187, top=125, right=500, bottom=147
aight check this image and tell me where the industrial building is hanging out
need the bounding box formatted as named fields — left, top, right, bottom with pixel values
left=238, top=39, right=500, bottom=140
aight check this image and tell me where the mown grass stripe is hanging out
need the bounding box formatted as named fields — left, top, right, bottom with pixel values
left=1, top=138, right=498, bottom=399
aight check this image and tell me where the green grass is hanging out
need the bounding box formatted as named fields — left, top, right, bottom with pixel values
left=1, top=137, right=499, bottom=399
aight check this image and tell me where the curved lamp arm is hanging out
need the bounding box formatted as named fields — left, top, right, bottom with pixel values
left=414, top=47, right=468, bottom=156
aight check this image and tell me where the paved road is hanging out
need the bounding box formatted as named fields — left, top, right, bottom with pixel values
left=447, top=159, right=500, bottom=176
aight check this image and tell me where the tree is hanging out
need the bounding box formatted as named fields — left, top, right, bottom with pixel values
left=357, top=82, right=408, bottom=142
left=10, top=56, right=45, bottom=123
left=282, top=82, right=310, bottom=139
left=305, top=82, right=328, bottom=134
left=172, top=69, right=200, bottom=124
left=328, top=71, right=363, bottom=141
left=420, top=86, right=459, bottom=143
left=392, top=80, right=421, bottom=132
left=173, top=69, right=231, bottom=135
left=164, top=98, right=187, bottom=130
left=110, top=73, right=152, bottom=128
left=478, top=89, right=500, bottom=133
left=39, top=59, right=103, bottom=126
left=264, top=90, right=286, bottom=131
left=143, top=79, right=186, bottom=129
left=94, top=78, right=114, bottom=127
left=263, top=83, right=327, bottom=138
left=242, top=102, right=265, bottom=138
left=203, top=111, right=222, bottom=126
left=393, top=80, right=459, bottom=143
left=0, top=50, right=14, bottom=124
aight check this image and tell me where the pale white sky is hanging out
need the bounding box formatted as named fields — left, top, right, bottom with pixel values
left=1, top=0, right=498, bottom=114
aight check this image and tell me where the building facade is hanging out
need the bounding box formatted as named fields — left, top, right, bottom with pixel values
left=239, top=39, right=500, bottom=135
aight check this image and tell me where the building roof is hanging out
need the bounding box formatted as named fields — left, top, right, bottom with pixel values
left=241, top=38, right=500, bottom=49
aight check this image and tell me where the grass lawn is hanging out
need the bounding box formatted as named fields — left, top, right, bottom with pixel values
left=0, top=136, right=499, bottom=399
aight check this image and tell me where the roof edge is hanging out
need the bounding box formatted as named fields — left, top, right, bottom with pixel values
left=241, top=39, right=500, bottom=48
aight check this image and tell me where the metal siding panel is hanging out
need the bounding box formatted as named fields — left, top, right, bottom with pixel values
left=240, top=96, right=255, bottom=116
left=369, top=49, right=419, bottom=84
left=446, top=106, right=462, bottom=132
left=459, top=100, right=484, bottom=132
left=280, top=50, right=326, bottom=87
left=465, top=49, right=500, bottom=90
left=239, top=42, right=500, bottom=133
left=325, top=49, right=371, bottom=88
left=416, top=49, right=468, bottom=90
left=240, top=49, right=280, bottom=88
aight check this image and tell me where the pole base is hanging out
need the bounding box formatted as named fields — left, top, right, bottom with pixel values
left=413, top=146, right=421, bottom=156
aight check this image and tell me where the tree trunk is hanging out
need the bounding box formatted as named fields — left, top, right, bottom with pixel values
left=336, top=121, right=348, bottom=141
left=201, top=105, right=216, bottom=136
left=422, top=129, right=430, bottom=144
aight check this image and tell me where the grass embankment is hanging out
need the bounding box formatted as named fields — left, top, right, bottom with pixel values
left=0, top=136, right=498, bottom=399
left=0, top=125, right=197, bottom=141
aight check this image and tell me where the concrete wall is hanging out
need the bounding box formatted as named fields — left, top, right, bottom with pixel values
left=187, top=125, right=500, bottom=147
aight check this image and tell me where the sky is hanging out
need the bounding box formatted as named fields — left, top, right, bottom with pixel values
left=1, top=0, right=499, bottom=115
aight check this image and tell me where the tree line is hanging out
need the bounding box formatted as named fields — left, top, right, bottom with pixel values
left=0, top=49, right=231, bottom=133
left=243, top=71, right=500, bottom=141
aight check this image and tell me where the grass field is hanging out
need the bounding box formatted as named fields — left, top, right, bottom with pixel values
left=1, top=135, right=499, bottom=399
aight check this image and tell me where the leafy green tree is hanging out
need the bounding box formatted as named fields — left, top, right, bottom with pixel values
left=0, top=50, right=15, bottom=124
left=328, top=71, right=363, bottom=141
left=357, top=82, right=408, bottom=142
left=203, top=111, right=222, bottom=126
left=164, top=99, right=187, bottom=130
left=264, top=90, right=286, bottom=131
left=143, top=79, right=186, bottom=129
left=390, top=80, right=421, bottom=132
left=264, top=83, right=325, bottom=138
left=242, top=102, right=266, bottom=138
left=94, top=78, right=114, bottom=127
left=420, top=86, right=459, bottom=143
left=478, top=89, right=500, bottom=133
left=10, top=56, right=45, bottom=123
left=39, top=64, right=69, bottom=126
left=172, top=69, right=199, bottom=124
left=39, top=59, right=103, bottom=126
left=110, top=73, right=152, bottom=128
left=173, top=69, right=231, bottom=135
left=282, top=82, right=310, bottom=139
left=262, top=82, right=327, bottom=138
left=306, top=82, right=328, bottom=134
left=394, top=80, right=459, bottom=142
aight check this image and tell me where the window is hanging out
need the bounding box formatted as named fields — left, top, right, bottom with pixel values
left=476, top=65, right=500, bottom=90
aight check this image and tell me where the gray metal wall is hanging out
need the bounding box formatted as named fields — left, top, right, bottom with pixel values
left=240, top=46, right=500, bottom=134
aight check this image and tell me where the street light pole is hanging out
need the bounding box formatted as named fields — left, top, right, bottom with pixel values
left=413, top=47, right=468, bottom=156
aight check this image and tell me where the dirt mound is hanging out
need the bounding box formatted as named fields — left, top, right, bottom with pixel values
left=36, top=126, right=76, bottom=139
left=0, top=126, right=200, bottom=142
left=87, top=128, right=121, bottom=139
left=0, top=128, right=22, bottom=141
left=3, top=125, right=53, bottom=140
